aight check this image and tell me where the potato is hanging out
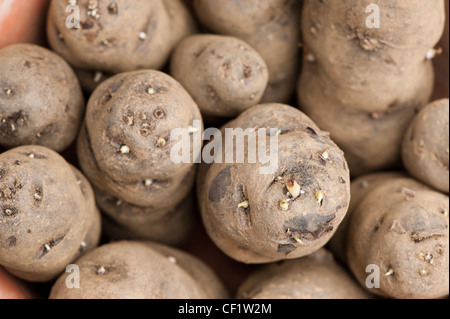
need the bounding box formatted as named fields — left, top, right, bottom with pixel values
left=49, top=241, right=229, bottom=299
left=237, top=249, right=372, bottom=299
left=0, top=44, right=84, bottom=152
left=47, top=0, right=196, bottom=91
left=96, top=190, right=195, bottom=246
left=402, top=99, right=449, bottom=193
left=171, top=34, right=269, bottom=119
left=197, top=103, right=350, bottom=263
left=298, top=0, right=446, bottom=176
left=346, top=178, right=449, bottom=299
left=0, top=145, right=100, bottom=282
left=327, top=171, right=425, bottom=262
left=77, top=70, right=202, bottom=208
left=193, top=0, right=300, bottom=103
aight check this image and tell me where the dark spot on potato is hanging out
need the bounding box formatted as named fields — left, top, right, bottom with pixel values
left=108, top=2, right=118, bottom=14
left=0, top=169, right=5, bottom=179
left=243, top=66, right=252, bottom=78
left=339, top=177, right=346, bottom=184
left=24, top=61, right=31, bottom=68
left=6, top=236, right=17, bottom=247
left=305, top=126, right=318, bottom=135
left=277, top=243, right=296, bottom=255
left=27, top=229, right=32, bottom=234
left=284, top=213, right=336, bottom=240
left=81, top=21, right=94, bottom=30
left=208, top=166, right=231, bottom=203
left=153, top=108, right=165, bottom=119
left=111, top=80, right=123, bottom=94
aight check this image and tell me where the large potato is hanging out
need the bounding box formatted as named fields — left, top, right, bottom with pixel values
left=198, top=103, right=350, bottom=263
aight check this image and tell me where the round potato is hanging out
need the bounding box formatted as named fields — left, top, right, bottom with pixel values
left=49, top=241, right=229, bottom=299
left=47, top=0, right=196, bottom=75
left=0, top=145, right=100, bottom=282
left=347, top=179, right=449, bottom=299
left=193, top=0, right=300, bottom=103
left=198, top=103, right=350, bottom=263
left=402, top=98, right=449, bottom=193
left=237, top=249, right=372, bottom=299
left=77, top=70, right=202, bottom=208
left=0, top=44, right=84, bottom=152
left=171, top=34, right=269, bottom=119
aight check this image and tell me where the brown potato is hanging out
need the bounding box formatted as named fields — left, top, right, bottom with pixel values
left=193, top=0, right=300, bottom=103
left=237, top=249, right=372, bottom=299
left=197, top=103, right=350, bottom=264
left=402, top=98, right=449, bottom=193
left=49, top=241, right=229, bottom=299
left=346, top=178, right=449, bottom=299
left=171, top=34, right=269, bottom=119
left=77, top=70, right=202, bottom=208
left=298, top=0, right=446, bottom=176
left=47, top=0, right=196, bottom=81
left=0, top=145, right=100, bottom=282
left=327, top=171, right=423, bottom=262
left=0, top=44, right=84, bottom=152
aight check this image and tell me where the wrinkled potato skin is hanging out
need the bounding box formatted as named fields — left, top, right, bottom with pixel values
left=402, top=99, right=449, bottom=193
left=47, top=0, right=196, bottom=74
left=347, top=179, right=449, bottom=299
left=171, top=34, right=269, bottom=119
left=0, top=146, right=99, bottom=282
left=298, top=0, right=445, bottom=176
left=198, top=104, right=350, bottom=264
left=194, top=0, right=300, bottom=103
left=0, top=44, right=84, bottom=152
left=237, top=249, right=372, bottom=299
left=77, top=70, right=202, bottom=208
left=49, top=241, right=228, bottom=299
left=97, top=190, right=195, bottom=246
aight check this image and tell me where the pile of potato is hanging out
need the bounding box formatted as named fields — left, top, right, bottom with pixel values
left=0, top=0, right=448, bottom=300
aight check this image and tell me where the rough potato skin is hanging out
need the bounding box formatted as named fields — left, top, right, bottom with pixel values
left=0, top=44, right=84, bottom=152
left=47, top=0, right=196, bottom=75
left=298, top=0, right=446, bottom=176
left=402, top=99, right=449, bottom=193
left=193, top=0, right=300, bottom=103
left=49, top=241, right=229, bottom=299
left=77, top=70, right=202, bottom=208
left=346, top=179, right=449, bottom=299
left=96, top=190, right=195, bottom=246
left=237, top=249, right=372, bottom=299
left=171, top=34, right=269, bottom=119
left=0, top=146, right=100, bottom=282
left=197, top=104, right=350, bottom=264
left=327, top=172, right=427, bottom=262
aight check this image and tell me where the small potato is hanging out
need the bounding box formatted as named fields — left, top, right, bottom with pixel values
left=171, top=34, right=269, bottom=119
left=193, top=0, right=300, bottom=103
left=47, top=0, right=196, bottom=90
left=0, top=145, right=100, bottom=282
left=198, top=103, right=350, bottom=263
left=346, top=179, right=449, bottom=299
left=96, top=190, right=195, bottom=246
left=237, top=249, right=372, bottom=299
left=49, top=241, right=229, bottom=299
left=402, top=99, right=449, bottom=193
left=77, top=70, right=202, bottom=208
left=0, top=44, right=84, bottom=152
